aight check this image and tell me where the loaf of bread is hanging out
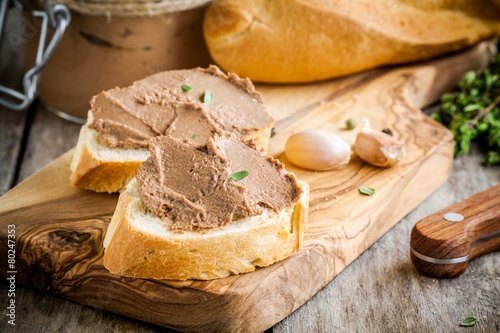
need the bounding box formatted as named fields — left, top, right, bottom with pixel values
left=203, top=0, right=500, bottom=83
left=70, top=65, right=274, bottom=193
left=102, top=135, right=309, bottom=280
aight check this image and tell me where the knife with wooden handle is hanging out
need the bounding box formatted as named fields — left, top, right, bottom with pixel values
left=410, top=184, right=500, bottom=278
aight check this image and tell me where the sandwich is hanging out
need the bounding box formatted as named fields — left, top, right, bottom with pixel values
left=70, top=65, right=274, bottom=193
left=102, top=135, right=309, bottom=280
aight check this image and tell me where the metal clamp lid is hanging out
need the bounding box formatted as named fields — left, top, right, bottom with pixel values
left=0, top=0, right=70, bottom=111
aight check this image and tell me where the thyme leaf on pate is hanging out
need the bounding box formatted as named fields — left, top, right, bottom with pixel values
left=229, top=170, right=249, bottom=181
left=203, top=90, right=213, bottom=105
left=181, top=84, right=192, bottom=92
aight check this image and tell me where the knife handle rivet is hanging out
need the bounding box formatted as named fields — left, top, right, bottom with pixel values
left=443, top=212, right=464, bottom=222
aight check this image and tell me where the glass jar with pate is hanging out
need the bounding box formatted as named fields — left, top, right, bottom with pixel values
left=23, top=0, right=213, bottom=122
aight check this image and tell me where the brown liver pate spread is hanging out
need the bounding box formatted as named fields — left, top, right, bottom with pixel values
left=136, top=135, right=303, bottom=230
left=88, top=65, right=273, bottom=149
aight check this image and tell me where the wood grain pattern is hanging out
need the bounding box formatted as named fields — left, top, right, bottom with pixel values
left=410, top=184, right=500, bottom=278
left=0, top=44, right=493, bottom=333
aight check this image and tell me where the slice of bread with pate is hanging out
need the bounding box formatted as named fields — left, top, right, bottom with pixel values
left=102, top=135, right=309, bottom=280
left=70, top=65, right=274, bottom=193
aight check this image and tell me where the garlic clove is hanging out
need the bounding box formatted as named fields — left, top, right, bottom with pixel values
left=285, top=129, right=352, bottom=171
left=355, top=118, right=406, bottom=167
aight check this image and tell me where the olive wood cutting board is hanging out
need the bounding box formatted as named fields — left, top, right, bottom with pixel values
left=0, top=43, right=491, bottom=333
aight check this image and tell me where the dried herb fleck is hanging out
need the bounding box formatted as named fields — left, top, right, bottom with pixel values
left=358, top=186, right=375, bottom=196
left=345, top=117, right=357, bottom=130
left=382, top=128, right=393, bottom=136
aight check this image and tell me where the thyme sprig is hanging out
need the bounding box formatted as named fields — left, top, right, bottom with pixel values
left=431, top=52, right=500, bottom=166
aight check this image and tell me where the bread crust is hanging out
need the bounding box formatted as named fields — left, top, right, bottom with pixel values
left=203, top=0, right=500, bottom=83
left=102, top=179, right=309, bottom=280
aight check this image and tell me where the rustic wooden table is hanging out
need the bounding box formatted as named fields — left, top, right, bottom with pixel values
left=1, top=16, right=499, bottom=333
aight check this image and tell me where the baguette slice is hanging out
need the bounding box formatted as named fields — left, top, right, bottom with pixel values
left=69, top=113, right=272, bottom=193
left=69, top=113, right=150, bottom=193
left=70, top=66, right=274, bottom=193
left=102, top=178, right=309, bottom=280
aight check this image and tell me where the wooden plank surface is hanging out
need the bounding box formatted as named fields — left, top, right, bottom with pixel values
left=1, top=44, right=499, bottom=333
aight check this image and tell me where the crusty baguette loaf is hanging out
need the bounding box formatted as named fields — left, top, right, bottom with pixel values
left=203, top=0, right=500, bottom=83
left=70, top=66, right=274, bottom=193
left=102, top=178, right=309, bottom=280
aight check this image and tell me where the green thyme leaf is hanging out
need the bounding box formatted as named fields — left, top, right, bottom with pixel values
left=229, top=170, right=249, bottom=181
left=459, top=317, right=478, bottom=327
left=484, top=150, right=500, bottom=166
left=181, top=84, right=192, bottom=92
left=345, top=117, right=357, bottom=130
left=358, top=186, right=375, bottom=196
left=463, top=104, right=482, bottom=112
left=191, top=134, right=198, bottom=140
left=203, top=90, right=213, bottom=105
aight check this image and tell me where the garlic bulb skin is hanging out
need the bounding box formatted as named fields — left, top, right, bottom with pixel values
left=285, top=130, right=352, bottom=171
left=355, top=118, right=406, bottom=167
